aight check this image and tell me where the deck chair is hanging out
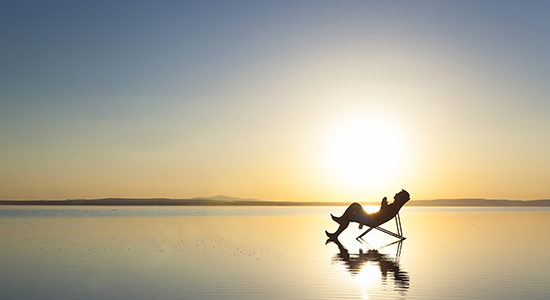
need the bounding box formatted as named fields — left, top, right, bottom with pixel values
left=355, top=211, right=405, bottom=241
left=354, top=190, right=409, bottom=241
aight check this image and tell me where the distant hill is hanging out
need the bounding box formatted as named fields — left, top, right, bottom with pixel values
left=408, top=199, right=550, bottom=206
left=0, top=197, right=549, bottom=206
left=191, top=195, right=264, bottom=202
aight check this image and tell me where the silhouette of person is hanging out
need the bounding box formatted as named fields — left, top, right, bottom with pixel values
left=326, top=189, right=410, bottom=240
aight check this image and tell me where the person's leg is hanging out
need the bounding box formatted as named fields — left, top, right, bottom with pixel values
left=326, top=203, right=363, bottom=239
left=331, top=202, right=363, bottom=223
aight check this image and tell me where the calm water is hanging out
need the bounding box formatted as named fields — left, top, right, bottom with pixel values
left=1, top=206, right=549, bottom=300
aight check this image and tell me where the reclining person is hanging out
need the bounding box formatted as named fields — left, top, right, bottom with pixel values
left=326, top=189, right=410, bottom=240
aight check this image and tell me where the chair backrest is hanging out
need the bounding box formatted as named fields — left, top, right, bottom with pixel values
left=373, top=199, right=408, bottom=227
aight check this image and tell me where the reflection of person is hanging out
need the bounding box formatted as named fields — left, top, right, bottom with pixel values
left=327, top=239, right=409, bottom=291
left=326, top=189, right=410, bottom=240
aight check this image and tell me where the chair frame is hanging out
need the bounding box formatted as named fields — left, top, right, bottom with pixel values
left=356, top=212, right=405, bottom=241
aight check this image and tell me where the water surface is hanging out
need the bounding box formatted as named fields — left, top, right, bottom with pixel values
left=1, top=206, right=549, bottom=299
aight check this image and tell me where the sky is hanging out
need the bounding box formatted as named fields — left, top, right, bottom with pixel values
left=1, top=1, right=550, bottom=201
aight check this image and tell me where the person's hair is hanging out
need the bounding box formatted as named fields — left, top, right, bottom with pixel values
left=400, top=189, right=410, bottom=200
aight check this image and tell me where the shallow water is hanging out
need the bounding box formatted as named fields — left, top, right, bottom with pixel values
left=1, top=206, right=549, bottom=300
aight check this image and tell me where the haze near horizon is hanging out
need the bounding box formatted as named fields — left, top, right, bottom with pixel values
left=1, top=1, right=549, bottom=201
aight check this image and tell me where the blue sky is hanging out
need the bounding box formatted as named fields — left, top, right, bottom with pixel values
left=1, top=1, right=550, bottom=200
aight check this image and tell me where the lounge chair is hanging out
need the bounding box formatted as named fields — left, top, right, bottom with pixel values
left=355, top=211, right=405, bottom=241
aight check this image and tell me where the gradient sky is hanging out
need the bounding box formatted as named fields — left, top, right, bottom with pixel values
left=2, top=1, right=549, bottom=201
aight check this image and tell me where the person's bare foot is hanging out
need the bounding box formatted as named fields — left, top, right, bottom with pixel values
left=330, top=214, right=342, bottom=224
left=325, top=230, right=338, bottom=240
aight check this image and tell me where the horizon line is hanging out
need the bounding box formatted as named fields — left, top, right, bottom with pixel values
left=1, top=197, right=550, bottom=207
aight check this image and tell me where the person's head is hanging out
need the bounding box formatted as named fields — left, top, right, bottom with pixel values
left=394, top=189, right=410, bottom=204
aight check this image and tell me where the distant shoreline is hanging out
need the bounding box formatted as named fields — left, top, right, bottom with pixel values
left=1, top=198, right=550, bottom=207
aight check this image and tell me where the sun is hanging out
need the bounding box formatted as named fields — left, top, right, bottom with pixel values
left=324, top=116, right=403, bottom=189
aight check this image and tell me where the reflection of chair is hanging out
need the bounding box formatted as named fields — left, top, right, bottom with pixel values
left=355, top=212, right=405, bottom=241
left=327, top=238, right=409, bottom=292
left=357, top=238, right=404, bottom=264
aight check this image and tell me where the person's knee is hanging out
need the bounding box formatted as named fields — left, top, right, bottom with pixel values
left=350, top=202, right=362, bottom=209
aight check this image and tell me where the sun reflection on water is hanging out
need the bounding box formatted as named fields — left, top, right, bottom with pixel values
left=328, top=238, right=409, bottom=298
left=358, top=262, right=380, bottom=299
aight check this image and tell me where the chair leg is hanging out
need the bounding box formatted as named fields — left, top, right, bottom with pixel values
left=375, top=226, right=405, bottom=240
left=357, top=213, right=405, bottom=241
left=395, top=213, right=403, bottom=237
left=357, top=226, right=375, bottom=239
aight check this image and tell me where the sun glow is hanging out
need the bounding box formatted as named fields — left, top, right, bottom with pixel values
left=359, top=262, right=381, bottom=300
left=325, top=117, right=403, bottom=189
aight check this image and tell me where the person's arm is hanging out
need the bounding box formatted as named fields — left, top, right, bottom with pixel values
left=381, top=197, right=388, bottom=208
